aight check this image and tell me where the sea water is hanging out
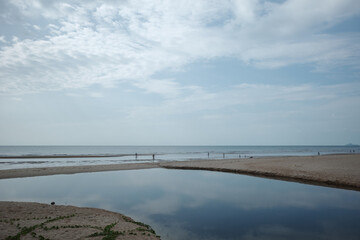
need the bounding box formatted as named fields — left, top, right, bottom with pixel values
left=0, top=169, right=360, bottom=240
left=0, top=145, right=359, bottom=170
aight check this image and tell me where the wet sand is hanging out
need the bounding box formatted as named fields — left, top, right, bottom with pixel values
left=0, top=154, right=359, bottom=191
left=0, top=201, right=160, bottom=240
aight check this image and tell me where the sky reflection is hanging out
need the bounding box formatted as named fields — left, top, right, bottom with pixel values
left=1, top=169, right=360, bottom=239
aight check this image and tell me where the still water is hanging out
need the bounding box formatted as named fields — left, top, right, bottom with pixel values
left=1, top=169, right=360, bottom=240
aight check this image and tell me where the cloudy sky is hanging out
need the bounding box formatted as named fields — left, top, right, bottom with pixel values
left=0, top=0, right=359, bottom=145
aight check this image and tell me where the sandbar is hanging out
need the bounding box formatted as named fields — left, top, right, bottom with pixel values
left=0, top=201, right=160, bottom=240
left=1, top=154, right=359, bottom=191
left=161, top=154, right=360, bottom=191
left=0, top=162, right=158, bottom=179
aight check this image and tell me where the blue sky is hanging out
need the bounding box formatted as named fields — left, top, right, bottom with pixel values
left=0, top=0, right=360, bottom=145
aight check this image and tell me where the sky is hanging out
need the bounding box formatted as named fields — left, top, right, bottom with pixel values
left=0, top=0, right=360, bottom=145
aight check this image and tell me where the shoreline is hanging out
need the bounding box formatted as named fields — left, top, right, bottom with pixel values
left=0, top=154, right=359, bottom=191
left=0, top=154, right=130, bottom=159
left=0, top=153, right=157, bottom=159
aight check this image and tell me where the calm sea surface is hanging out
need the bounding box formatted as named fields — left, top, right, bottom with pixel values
left=1, top=169, right=360, bottom=240
left=0, top=145, right=359, bottom=169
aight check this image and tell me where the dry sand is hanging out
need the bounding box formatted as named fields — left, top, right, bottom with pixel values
left=0, top=154, right=359, bottom=190
left=160, top=154, right=360, bottom=191
left=0, top=201, right=160, bottom=240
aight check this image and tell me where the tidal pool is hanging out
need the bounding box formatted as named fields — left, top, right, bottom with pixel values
left=1, top=168, right=360, bottom=240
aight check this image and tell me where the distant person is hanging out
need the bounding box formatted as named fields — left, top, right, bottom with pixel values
left=318, top=152, right=320, bottom=156
left=152, top=154, right=155, bottom=161
left=208, top=152, right=210, bottom=158
left=135, top=153, right=138, bottom=160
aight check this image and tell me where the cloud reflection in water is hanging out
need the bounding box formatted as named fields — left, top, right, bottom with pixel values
left=1, top=169, right=360, bottom=240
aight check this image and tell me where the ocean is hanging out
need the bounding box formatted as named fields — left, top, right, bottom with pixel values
left=0, top=145, right=358, bottom=170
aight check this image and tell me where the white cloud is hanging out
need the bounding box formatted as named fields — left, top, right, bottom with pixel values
left=33, top=24, right=40, bottom=30
left=133, top=79, right=183, bottom=99
left=231, top=0, right=260, bottom=24
left=93, top=4, right=118, bottom=24
left=88, top=92, right=103, bottom=98
left=0, top=36, right=6, bottom=43
left=125, top=81, right=360, bottom=121
left=0, top=0, right=359, bottom=95
left=11, top=36, right=18, bottom=42
left=11, top=97, right=22, bottom=101
left=241, top=34, right=360, bottom=68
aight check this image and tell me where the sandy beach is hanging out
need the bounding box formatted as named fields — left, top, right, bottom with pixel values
left=1, top=154, right=360, bottom=239
left=0, top=201, right=160, bottom=240
left=1, top=154, right=359, bottom=191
